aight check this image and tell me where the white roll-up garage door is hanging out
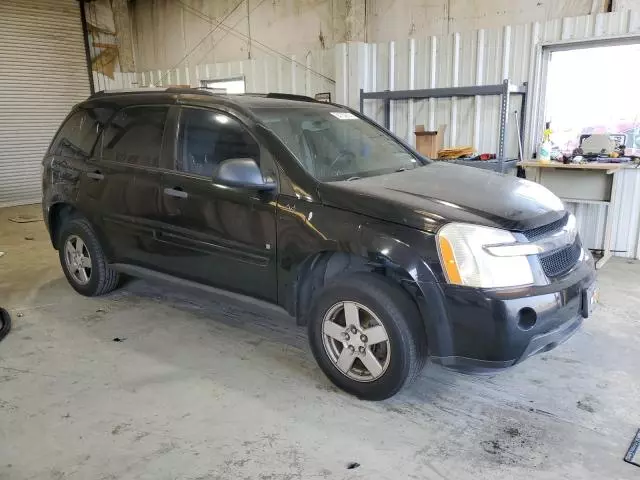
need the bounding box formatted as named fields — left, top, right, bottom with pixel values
left=0, top=0, right=90, bottom=207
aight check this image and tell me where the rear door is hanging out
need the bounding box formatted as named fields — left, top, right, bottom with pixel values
left=80, top=105, right=169, bottom=263
left=155, top=106, right=278, bottom=301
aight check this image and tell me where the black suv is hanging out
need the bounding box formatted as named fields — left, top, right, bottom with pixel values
left=42, top=89, right=597, bottom=400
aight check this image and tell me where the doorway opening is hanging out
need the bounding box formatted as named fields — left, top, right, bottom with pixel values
left=543, top=42, right=640, bottom=155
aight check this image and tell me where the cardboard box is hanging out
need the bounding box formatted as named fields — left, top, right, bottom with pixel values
left=415, top=125, right=445, bottom=158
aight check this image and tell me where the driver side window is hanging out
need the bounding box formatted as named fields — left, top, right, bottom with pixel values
left=176, top=107, right=259, bottom=177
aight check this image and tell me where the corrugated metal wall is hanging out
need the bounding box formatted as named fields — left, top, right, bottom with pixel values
left=94, top=49, right=336, bottom=99
left=335, top=10, right=640, bottom=258
left=337, top=10, right=640, bottom=155
left=609, top=168, right=640, bottom=258
left=0, top=0, right=91, bottom=207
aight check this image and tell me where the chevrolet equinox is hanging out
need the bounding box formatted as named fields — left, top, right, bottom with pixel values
left=42, top=89, right=598, bottom=400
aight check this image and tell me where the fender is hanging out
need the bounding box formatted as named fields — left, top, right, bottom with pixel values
left=359, top=220, right=454, bottom=358
left=44, top=198, right=114, bottom=261
left=277, top=197, right=454, bottom=358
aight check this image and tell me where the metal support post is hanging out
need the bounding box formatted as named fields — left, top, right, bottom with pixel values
left=519, top=83, right=528, bottom=157
left=383, top=95, right=391, bottom=129
left=498, top=79, right=510, bottom=160
left=78, top=0, right=95, bottom=95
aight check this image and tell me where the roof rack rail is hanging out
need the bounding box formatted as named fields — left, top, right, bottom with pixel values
left=165, top=87, right=216, bottom=95
left=90, top=87, right=163, bottom=97
left=89, top=89, right=321, bottom=103
left=265, top=93, right=318, bottom=103
left=89, top=87, right=217, bottom=98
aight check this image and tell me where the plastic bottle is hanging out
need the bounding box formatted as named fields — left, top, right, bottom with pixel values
left=538, top=122, right=552, bottom=163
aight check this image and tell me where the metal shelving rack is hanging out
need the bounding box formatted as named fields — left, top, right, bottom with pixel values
left=359, top=79, right=528, bottom=160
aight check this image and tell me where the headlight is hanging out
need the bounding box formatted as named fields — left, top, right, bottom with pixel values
left=437, top=223, right=534, bottom=288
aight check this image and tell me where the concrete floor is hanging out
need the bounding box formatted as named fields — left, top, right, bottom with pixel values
left=1, top=204, right=639, bottom=480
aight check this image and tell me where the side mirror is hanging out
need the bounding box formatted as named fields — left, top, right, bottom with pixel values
left=212, top=158, right=276, bottom=191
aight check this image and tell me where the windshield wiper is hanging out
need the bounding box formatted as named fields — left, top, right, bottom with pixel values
left=346, top=176, right=361, bottom=181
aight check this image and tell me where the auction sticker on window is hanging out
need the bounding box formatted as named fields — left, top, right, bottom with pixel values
left=331, top=112, right=357, bottom=120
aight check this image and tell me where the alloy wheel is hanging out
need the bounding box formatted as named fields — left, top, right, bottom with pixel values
left=64, top=235, right=92, bottom=285
left=321, top=301, right=391, bottom=382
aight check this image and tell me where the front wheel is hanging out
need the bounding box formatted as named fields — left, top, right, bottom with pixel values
left=308, top=273, right=427, bottom=400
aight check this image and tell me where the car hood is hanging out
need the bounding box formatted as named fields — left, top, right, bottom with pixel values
left=318, top=162, right=566, bottom=233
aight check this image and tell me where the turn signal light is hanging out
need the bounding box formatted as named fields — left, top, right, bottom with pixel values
left=438, top=236, right=462, bottom=285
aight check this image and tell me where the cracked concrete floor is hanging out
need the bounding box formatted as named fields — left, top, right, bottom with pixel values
left=1, top=204, right=639, bottom=480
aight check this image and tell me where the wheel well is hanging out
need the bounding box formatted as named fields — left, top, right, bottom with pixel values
left=48, top=203, right=78, bottom=249
left=293, top=251, right=423, bottom=326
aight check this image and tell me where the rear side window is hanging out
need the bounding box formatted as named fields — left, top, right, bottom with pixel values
left=101, top=106, right=168, bottom=167
left=176, top=107, right=259, bottom=177
left=49, top=109, right=101, bottom=159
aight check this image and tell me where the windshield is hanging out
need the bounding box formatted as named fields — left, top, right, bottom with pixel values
left=256, top=106, right=424, bottom=181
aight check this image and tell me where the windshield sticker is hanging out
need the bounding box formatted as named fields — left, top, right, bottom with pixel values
left=330, top=112, right=357, bottom=120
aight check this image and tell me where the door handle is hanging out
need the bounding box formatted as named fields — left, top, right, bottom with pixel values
left=164, top=187, right=188, bottom=199
left=86, top=170, right=104, bottom=181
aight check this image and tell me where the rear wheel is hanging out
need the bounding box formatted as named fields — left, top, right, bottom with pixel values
left=308, top=272, right=427, bottom=400
left=58, top=217, right=120, bottom=296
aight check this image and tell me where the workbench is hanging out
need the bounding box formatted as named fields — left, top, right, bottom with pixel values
left=519, top=161, right=625, bottom=269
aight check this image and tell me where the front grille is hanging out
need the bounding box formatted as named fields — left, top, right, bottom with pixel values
left=523, top=214, right=568, bottom=241
left=539, top=239, right=582, bottom=278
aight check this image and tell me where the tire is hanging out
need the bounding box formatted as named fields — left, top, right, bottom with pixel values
left=308, top=272, right=427, bottom=400
left=57, top=217, right=120, bottom=297
left=0, top=308, right=11, bottom=342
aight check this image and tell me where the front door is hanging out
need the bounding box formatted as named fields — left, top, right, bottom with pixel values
left=155, top=106, right=278, bottom=302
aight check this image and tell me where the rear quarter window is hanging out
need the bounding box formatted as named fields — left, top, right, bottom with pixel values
left=49, top=108, right=107, bottom=159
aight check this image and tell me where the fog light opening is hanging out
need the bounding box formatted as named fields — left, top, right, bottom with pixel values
left=517, top=308, right=537, bottom=330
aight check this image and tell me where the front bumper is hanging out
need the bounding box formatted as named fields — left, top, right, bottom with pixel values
left=429, top=258, right=596, bottom=374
